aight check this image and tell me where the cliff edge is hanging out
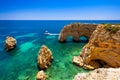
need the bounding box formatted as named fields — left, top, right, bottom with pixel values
left=74, top=24, right=120, bottom=69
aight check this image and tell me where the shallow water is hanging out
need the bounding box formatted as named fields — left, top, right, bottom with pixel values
left=0, top=20, right=120, bottom=80
left=0, top=34, right=87, bottom=80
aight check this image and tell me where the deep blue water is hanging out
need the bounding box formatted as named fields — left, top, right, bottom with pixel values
left=0, top=20, right=120, bottom=80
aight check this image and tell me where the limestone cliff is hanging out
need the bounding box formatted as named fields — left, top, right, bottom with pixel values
left=58, top=23, right=97, bottom=42
left=5, top=36, right=17, bottom=51
left=74, top=68, right=120, bottom=80
left=38, top=45, right=53, bottom=69
left=79, top=24, right=120, bottom=68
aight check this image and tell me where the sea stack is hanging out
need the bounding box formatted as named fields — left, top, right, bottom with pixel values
left=38, top=45, right=53, bottom=69
left=5, top=36, right=17, bottom=51
left=73, top=24, right=120, bottom=69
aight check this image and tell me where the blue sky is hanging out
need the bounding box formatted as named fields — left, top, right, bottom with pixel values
left=0, top=0, right=120, bottom=20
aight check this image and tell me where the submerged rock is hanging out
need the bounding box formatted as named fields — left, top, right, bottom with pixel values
left=80, top=24, right=120, bottom=69
left=73, top=68, right=120, bottom=80
left=58, top=23, right=97, bottom=42
left=36, top=70, right=47, bottom=80
left=38, top=45, right=53, bottom=69
left=5, top=36, right=17, bottom=51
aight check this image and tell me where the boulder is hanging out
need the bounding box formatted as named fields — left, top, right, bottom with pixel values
left=72, top=56, right=84, bottom=67
left=36, top=70, right=47, bottom=80
left=73, top=68, right=120, bottom=80
left=38, top=45, right=53, bottom=69
left=72, top=56, right=95, bottom=69
left=5, top=36, right=17, bottom=51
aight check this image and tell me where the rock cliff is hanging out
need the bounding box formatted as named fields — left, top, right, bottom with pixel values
left=5, top=36, right=17, bottom=51
left=38, top=45, right=53, bottom=69
left=58, top=23, right=97, bottom=42
left=73, top=68, right=120, bottom=80
left=77, top=24, right=120, bottom=69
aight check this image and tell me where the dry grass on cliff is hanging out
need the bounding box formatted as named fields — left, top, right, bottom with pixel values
left=104, top=24, right=120, bottom=34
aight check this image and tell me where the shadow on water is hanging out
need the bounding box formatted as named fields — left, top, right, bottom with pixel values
left=64, top=36, right=88, bottom=43
left=79, top=36, right=89, bottom=43
left=5, top=46, right=19, bottom=56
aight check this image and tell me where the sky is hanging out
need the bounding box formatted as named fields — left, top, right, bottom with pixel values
left=0, top=0, right=120, bottom=20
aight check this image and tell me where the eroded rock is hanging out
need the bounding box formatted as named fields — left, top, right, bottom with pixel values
left=72, top=56, right=95, bottom=69
left=83, top=64, right=95, bottom=70
left=73, top=68, right=120, bottom=80
left=36, top=70, right=47, bottom=80
left=5, top=36, right=17, bottom=51
left=38, top=45, right=53, bottom=69
left=72, top=56, right=84, bottom=67
left=58, top=23, right=97, bottom=42
left=80, top=24, right=120, bottom=69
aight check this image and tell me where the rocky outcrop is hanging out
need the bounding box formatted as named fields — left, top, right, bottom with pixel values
left=78, top=24, right=120, bottom=69
left=73, top=68, right=120, bottom=80
left=58, top=23, right=97, bottom=42
left=5, top=36, right=17, bottom=51
left=72, top=56, right=94, bottom=70
left=36, top=70, right=47, bottom=80
left=38, top=45, right=53, bottom=69
left=72, top=56, right=84, bottom=67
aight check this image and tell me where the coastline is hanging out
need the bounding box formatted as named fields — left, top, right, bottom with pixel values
left=0, top=20, right=120, bottom=80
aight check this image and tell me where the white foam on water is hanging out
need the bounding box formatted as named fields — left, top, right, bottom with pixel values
left=46, top=35, right=57, bottom=39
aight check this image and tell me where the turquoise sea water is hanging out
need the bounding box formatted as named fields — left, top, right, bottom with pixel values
left=0, top=20, right=120, bottom=80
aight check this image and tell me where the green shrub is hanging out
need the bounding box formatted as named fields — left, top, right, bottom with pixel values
left=104, top=24, right=119, bottom=34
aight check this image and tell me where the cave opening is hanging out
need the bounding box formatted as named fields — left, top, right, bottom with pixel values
left=79, top=36, right=88, bottom=43
left=89, top=59, right=109, bottom=68
left=66, top=36, right=74, bottom=42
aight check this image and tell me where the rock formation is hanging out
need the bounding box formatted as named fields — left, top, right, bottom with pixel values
left=75, top=24, right=120, bottom=69
left=72, top=56, right=84, bottom=67
left=72, top=56, right=94, bottom=70
left=36, top=70, right=47, bottom=80
left=38, top=45, right=53, bottom=69
left=58, top=23, right=97, bottom=42
left=5, top=36, right=17, bottom=51
left=73, top=68, right=120, bottom=80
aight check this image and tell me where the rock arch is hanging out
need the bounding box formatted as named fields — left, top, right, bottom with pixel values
left=58, top=23, right=98, bottom=42
left=79, top=35, right=89, bottom=42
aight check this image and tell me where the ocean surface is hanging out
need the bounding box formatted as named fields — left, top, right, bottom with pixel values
left=0, top=20, right=120, bottom=80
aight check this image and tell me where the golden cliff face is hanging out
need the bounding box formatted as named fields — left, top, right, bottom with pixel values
left=80, top=24, right=120, bottom=68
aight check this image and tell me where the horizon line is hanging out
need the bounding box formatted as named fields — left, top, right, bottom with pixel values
left=0, top=19, right=120, bottom=21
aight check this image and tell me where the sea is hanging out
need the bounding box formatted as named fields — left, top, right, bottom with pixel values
left=0, top=20, right=120, bottom=80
